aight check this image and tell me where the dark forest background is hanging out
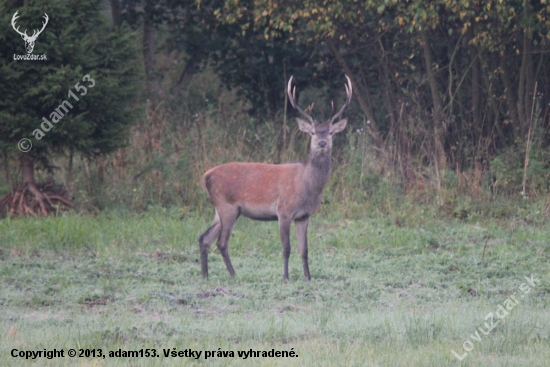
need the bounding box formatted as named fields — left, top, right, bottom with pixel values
left=1, top=0, right=550, bottom=220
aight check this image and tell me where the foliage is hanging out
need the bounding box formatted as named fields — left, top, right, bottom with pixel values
left=1, top=0, right=550, bottom=218
left=0, top=0, right=142, bottom=167
left=215, top=0, right=550, bottom=172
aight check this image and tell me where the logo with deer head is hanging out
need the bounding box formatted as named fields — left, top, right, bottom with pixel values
left=11, top=11, right=49, bottom=54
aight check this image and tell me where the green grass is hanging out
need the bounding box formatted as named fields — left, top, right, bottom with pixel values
left=1, top=208, right=550, bottom=366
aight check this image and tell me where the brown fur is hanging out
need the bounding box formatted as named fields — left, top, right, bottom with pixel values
left=204, top=163, right=306, bottom=214
left=198, top=76, right=352, bottom=281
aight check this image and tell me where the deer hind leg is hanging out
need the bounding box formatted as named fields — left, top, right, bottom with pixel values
left=295, top=216, right=311, bottom=281
left=217, top=206, right=240, bottom=276
left=199, top=211, right=221, bottom=279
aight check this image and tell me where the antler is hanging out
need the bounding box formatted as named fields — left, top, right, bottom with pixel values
left=11, top=11, right=48, bottom=40
left=287, top=76, right=316, bottom=125
left=31, top=13, right=49, bottom=40
left=328, top=75, right=353, bottom=125
left=11, top=11, right=27, bottom=37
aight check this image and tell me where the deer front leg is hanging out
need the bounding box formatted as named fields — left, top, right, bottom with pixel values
left=295, top=216, right=311, bottom=281
left=278, top=216, right=292, bottom=281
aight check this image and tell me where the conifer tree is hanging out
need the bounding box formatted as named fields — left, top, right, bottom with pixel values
left=0, top=0, right=141, bottom=215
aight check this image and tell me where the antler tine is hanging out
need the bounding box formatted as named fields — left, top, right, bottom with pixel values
left=287, top=76, right=316, bottom=125
left=34, top=13, right=49, bottom=38
left=329, top=75, right=353, bottom=125
left=11, top=11, right=28, bottom=37
left=286, top=76, right=296, bottom=108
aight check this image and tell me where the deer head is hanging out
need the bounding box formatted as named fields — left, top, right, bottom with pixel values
left=12, top=11, right=49, bottom=54
left=287, top=75, right=352, bottom=154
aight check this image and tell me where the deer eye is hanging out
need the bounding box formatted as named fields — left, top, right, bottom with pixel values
left=310, top=132, right=315, bottom=136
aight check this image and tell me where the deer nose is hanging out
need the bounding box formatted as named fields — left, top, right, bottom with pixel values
left=318, top=141, right=327, bottom=148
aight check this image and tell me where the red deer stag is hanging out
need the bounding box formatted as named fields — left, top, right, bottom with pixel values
left=199, top=75, right=352, bottom=281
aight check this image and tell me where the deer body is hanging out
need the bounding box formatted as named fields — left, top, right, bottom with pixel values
left=199, top=76, right=352, bottom=281
left=204, top=156, right=331, bottom=220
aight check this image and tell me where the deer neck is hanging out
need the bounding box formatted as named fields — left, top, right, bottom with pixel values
left=304, top=150, right=332, bottom=193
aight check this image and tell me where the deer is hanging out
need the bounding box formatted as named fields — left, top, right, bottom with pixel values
left=199, top=75, right=352, bottom=281
left=11, top=11, right=49, bottom=54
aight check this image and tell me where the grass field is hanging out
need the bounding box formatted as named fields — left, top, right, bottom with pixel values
left=1, top=208, right=549, bottom=366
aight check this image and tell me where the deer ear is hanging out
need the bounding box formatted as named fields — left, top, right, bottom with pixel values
left=330, top=119, right=347, bottom=134
left=296, top=118, right=314, bottom=134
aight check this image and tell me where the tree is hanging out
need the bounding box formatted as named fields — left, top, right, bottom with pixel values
left=0, top=0, right=141, bottom=216
left=119, top=0, right=325, bottom=116
left=217, top=0, right=550, bottom=169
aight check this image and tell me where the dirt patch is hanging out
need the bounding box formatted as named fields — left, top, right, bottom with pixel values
left=135, top=251, right=188, bottom=262
left=196, top=287, right=244, bottom=299
left=84, top=297, right=108, bottom=309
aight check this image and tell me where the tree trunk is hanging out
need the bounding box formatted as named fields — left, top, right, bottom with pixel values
left=21, top=155, right=48, bottom=215
left=172, top=57, right=197, bottom=91
left=378, top=40, right=397, bottom=133
left=326, top=39, right=384, bottom=150
left=481, top=52, right=506, bottom=146
left=499, top=53, right=521, bottom=132
left=518, top=25, right=535, bottom=137
left=110, top=0, right=121, bottom=27
left=2, top=153, right=13, bottom=190
left=420, top=29, right=446, bottom=170
left=471, top=44, right=481, bottom=134
left=143, top=1, right=156, bottom=95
